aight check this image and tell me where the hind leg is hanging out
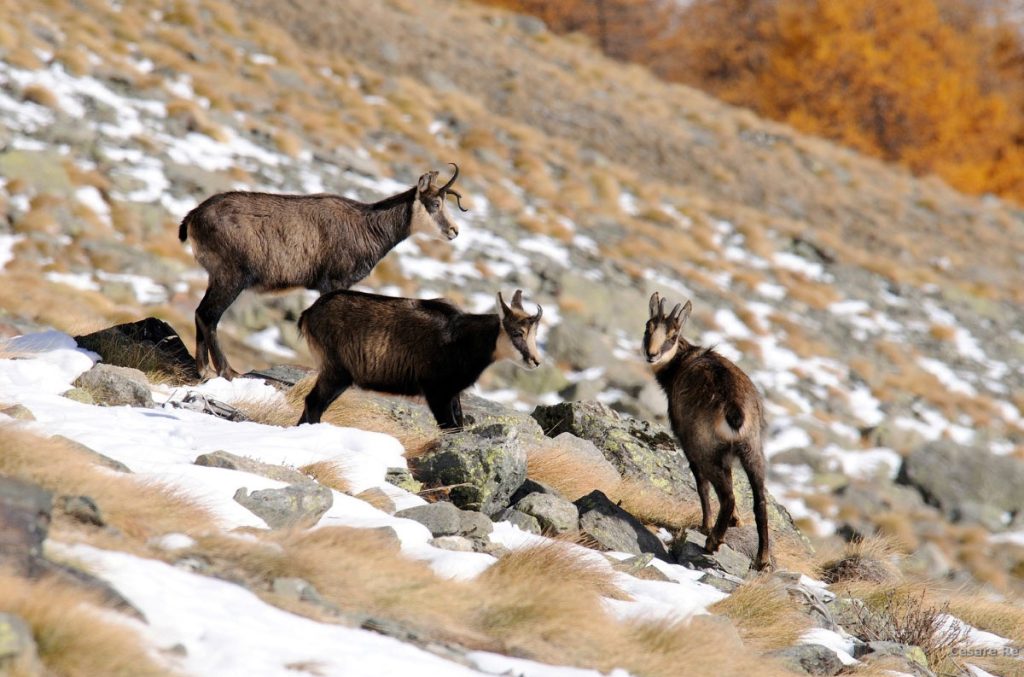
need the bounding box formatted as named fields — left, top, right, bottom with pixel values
left=195, top=277, right=245, bottom=380
left=704, top=463, right=736, bottom=554
left=298, top=369, right=353, bottom=425
left=690, top=467, right=713, bottom=534
left=740, top=445, right=771, bottom=570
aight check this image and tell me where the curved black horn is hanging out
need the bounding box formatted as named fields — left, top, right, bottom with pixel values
left=445, top=188, right=469, bottom=212
left=439, top=162, right=460, bottom=192
left=533, top=303, right=543, bottom=322
left=511, top=289, right=524, bottom=309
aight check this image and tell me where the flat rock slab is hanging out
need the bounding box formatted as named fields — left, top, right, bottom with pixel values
left=672, top=529, right=752, bottom=577
left=514, top=492, right=578, bottom=535
left=574, top=489, right=668, bottom=560
left=233, top=484, right=333, bottom=529
left=74, top=363, right=154, bottom=408
left=395, top=502, right=494, bottom=538
left=195, top=451, right=308, bottom=485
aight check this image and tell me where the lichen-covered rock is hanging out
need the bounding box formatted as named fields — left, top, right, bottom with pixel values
left=854, top=642, right=933, bottom=676
left=61, top=387, right=95, bottom=404
left=458, top=509, right=494, bottom=539
left=768, top=644, right=845, bottom=675
left=195, top=451, right=309, bottom=485
left=514, top=492, right=578, bottom=535
left=73, top=363, right=154, bottom=408
left=574, top=489, right=668, bottom=560
left=410, top=423, right=527, bottom=516
left=385, top=467, right=422, bottom=494
left=898, top=440, right=1024, bottom=530
left=233, top=484, right=333, bottom=529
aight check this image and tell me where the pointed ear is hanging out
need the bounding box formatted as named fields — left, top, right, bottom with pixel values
left=417, top=171, right=437, bottom=193
left=675, top=300, right=693, bottom=329
left=511, top=289, right=524, bottom=310
left=659, top=297, right=667, bottom=319
left=496, top=291, right=511, bottom=316
left=648, top=292, right=660, bottom=318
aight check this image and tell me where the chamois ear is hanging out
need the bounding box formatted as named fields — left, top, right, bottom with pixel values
left=649, top=292, right=661, bottom=318
left=417, top=171, right=437, bottom=193
left=673, top=300, right=693, bottom=329
left=496, top=291, right=512, bottom=317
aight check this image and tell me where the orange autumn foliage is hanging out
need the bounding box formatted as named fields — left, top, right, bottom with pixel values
left=481, top=0, right=1024, bottom=203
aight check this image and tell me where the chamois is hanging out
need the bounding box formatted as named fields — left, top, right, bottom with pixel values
left=643, top=292, right=771, bottom=571
left=297, top=289, right=543, bottom=430
left=179, top=164, right=468, bottom=379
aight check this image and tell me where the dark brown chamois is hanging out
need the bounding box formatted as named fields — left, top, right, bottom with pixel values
left=643, top=292, right=771, bottom=571
left=297, top=289, right=543, bottom=430
left=179, top=164, right=468, bottom=380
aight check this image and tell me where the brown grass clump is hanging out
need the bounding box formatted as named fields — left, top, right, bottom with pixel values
left=0, top=572, right=175, bottom=677
left=22, top=83, right=59, bottom=109
left=817, top=537, right=902, bottom=585
left=525, top=440, right=620, bottom=501
left=299, top=460, right=351, bottom=493
left=613, top=479, right=702, bottom=532
left=709, top=575, right=811, bottom=651
left=0, top=424, right=213, bottom=545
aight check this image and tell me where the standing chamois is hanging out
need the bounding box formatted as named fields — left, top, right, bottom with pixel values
left=643, top=292, right=771, bottom=571
left=179, top=164, right=468, bottom=379
left=297, top=289, right=543, bottom=429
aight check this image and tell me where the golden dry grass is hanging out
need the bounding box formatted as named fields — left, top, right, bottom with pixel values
left=0, top=424, right=214, bottom=545
left=0, top=572, right=175, bottom=677
left=299, top=460, right=351, bottom=493
left=709, top=574, right=812, bottom=651
left=22, top=83, right=59, bottom=108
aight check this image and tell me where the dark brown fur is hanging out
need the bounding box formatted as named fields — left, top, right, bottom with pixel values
left=644, top=292, right=771, bottom=571
left=179, top=167, right=464, bottom=379
left=297, top=289, right=542, bottom=429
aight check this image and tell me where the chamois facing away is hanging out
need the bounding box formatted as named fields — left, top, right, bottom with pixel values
left=297, top=289, right=543, bottom=430
left=179, top=164, right=468, bottom=380
left=643, top=292, right=771, bottom=571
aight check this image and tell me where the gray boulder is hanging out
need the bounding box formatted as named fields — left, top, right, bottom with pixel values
left=672, top=529, right=752, bottom=577
left=502, top=508, right=542, bottom=534
left=0, top=477, right=52, bottom=576
left=53, top=435, right=131, bottom=473
left=458, top=509, right=494, bottom=539
left=410, top=423, right=527, bottom=516
left=233, top=484, right=333, bottom=529
left=430, top=535, right=476, bottom=552
left=514, top=492, right=578, bottom=535
left=395, top=502, right=461, bottom=537
left=898, top=440, right=1024, bottom=529
left=574, top=490, right=668, bottom=560
left=768, top=644, right=844, bottom=675
left=73, top=363, right=154, bottom=408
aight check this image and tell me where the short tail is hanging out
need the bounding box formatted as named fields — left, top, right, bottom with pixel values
left=724, top=401, right=745, bottom=433
left=178, top=206, right=199, bottom=242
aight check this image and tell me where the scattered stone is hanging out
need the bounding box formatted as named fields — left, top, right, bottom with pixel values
left=195, top=451, right=308, bottom=485
left=233, top=484, right=333, bottom=529
left=52, top=435, right=131, bottom=473
left=854, top=642, right=933, bottom=676
left=611, top=554, right=672, bottom=582
left=508, top=478, right=562, bottom=506
left=61, top=387, right=95, bottom=405
left=74, top=363, right=154, bottom=408
left=0, top=612, right=40, bottom=670
left=56, top=495, right=104, bottom=527
left=410, top=423, right=527, bottom=516
left=458, top=509, right=494, bottom=539
left=0, top=404, right=34, bottom=421
left=430, top=536, right=475, bottom=552
left=502, top=508, right=542, bottom=534
left=395, top=502, right=461, bottom=537
left=272, top=577, right=340, bottom=615
left=672, top=529, right=752, bottom=577
left=354, top=487, right=396, bottom=514
left=574, top=489, right=668, bottom=560
left=0, top=476, right=52, bottom=577
left=475, top=540, right=511, bottom=558
left=74, top=317, right=200, bottom=384
left=385, top=467, right=422, bottom=494
left=768, top=644, right=844, bottom=675
left=242, top=365, right=314, bottom=390
left=514, top=492, right=578, bottom=535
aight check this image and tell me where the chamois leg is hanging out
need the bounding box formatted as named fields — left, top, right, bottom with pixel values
left=298, top=369, right=353, bottom=425
left=690, top=466, right=713, bottom=534
left=195, top=277, right=245, bottom=380
left=450, top=395, right=464, bottom=428
left=704, top=460, right=736, bottom=555
left=739, top=443, right=771, bottom=570
left=426, top=392, right=461, bottom=430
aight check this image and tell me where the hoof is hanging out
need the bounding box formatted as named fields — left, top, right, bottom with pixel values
left=753, top=555, right=773, bottom=572
left=729, top=514, right=743, bottom=527
left=705, top=535, right=723, bottom=553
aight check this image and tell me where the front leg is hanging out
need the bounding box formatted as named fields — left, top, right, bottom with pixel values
left=451, top=395, right=464, bottom=428
left=426, top=392, right=461, bottom=430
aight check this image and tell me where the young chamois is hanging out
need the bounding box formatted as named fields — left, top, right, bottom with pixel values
left=297, top=289, right=543, bottom=429
left=179, top=164, right=468, bottom=380
left=643, top=292, right=771, bottom=571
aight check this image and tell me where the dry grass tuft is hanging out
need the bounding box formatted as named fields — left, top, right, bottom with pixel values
left=0, top=572, right=175, bottom=677
left=613, top=479, right=702, bottom=532
left=0, top=424, right=214, bottom=545
left=709, top=575, right=812, bottom=651
left=817, top=536, right=902, bottom=585
left=525, top=440, right=620, bottom=501
left=299, top=460, right=351, bottom=493
left=22, top=83, right=59, bottom=109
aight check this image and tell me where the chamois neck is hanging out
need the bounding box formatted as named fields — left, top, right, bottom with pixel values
left=450, top=313, right=502, bottom=387
left=654, top=341, right=702, bottom=390
left=358, top=188, right=415, bottom=256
